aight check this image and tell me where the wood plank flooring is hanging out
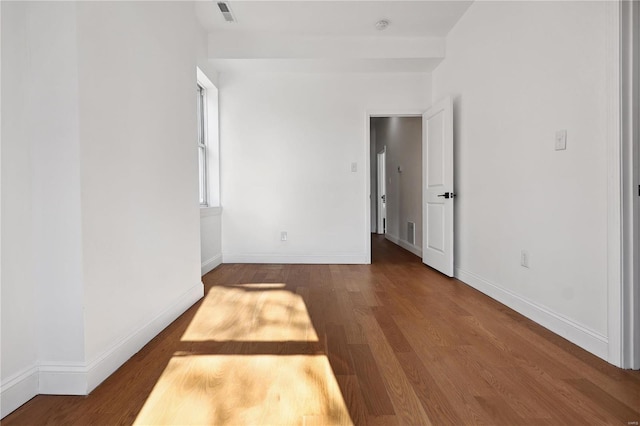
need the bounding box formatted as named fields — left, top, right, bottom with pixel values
left=4, top=235, right=640, bottom=425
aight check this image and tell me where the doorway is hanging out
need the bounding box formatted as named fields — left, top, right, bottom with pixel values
left=368, top=115, right=423, bottom=262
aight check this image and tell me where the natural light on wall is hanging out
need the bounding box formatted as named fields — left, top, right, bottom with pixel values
left=196, top=67, right=220, bottom=207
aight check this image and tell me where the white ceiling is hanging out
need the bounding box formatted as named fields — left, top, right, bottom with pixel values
left=197, top=1, right=473, bottom=73
left=196, top=1, right=473, bottom=37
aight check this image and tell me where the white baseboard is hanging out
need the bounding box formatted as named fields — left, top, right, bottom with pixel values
left=455, top=267, right=609, bottom=361
left=384, top=234, right=423, bottom=257
left=28, top=282, right=205, bottom=400
left=85, top=282, right=204, bottom=393
left=0, top=366, right=38, bottom=419
left=201, top=254, right=222, bottom=276
left=38, top=364, right=87, bottom=395
left=222, top=253, right=368, bottom=264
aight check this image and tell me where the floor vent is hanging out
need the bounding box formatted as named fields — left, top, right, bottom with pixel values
left=407, top=221, right=415, bottom=245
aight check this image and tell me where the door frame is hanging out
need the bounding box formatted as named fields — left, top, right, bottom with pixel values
left=618, top=0, right=639, bottom=369
left=376, top=147, right=386, bottom=234
left=364, top=111, right=424, bottom=264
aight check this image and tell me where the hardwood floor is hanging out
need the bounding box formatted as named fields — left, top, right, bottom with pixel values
left=4, top=235, right=640, bottom=425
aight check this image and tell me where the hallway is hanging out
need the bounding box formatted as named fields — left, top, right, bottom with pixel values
left=4, top=236, right=640, bottom=424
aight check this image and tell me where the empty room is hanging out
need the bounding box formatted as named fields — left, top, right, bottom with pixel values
left=2, top=0, right=639, bottom=425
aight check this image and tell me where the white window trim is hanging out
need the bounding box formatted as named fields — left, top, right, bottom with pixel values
left=197, top=83, right=208, bottom=207
left=197, top=67, right=220, bottom=209
left=200, top=206, right=223, bottom=218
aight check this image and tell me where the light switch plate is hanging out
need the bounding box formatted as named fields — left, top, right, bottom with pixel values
left=555, top=130, right=567, bottom=151
left=351, top=162, right=357, bottom=172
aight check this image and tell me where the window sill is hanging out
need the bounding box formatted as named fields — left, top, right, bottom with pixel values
left=200, top=206, right=222, bottom=217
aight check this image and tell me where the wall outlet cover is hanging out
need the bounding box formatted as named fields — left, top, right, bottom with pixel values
left=521, top=250, right=530, bottom=268
left=555, top=130, right=567, bottom=151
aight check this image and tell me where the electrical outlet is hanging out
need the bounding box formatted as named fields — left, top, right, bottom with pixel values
left=521, top=250, right=530, bottom=268
left=281, top=231, right=287, bottom=241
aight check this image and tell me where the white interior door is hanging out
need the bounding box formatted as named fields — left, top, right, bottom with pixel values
left=422, top=97, right=454, bottom=276
left=377, top=149, right=386, bottom=234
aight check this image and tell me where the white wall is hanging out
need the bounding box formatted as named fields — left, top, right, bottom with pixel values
left=1, top=2, right=39, bottom=416
left=201, top=209, right=222, bottom=275
left=432, top=1, right=613, bottom=359
left=28, top=1, right=86, bottom=372
left=219, top=72, right=431, bottom=263
left=76, top=0, right=203, bottom=378
left=374, top=117, right=422, bottom=255
left=2, top=1, right=88, bottom=412
left=196, top=24, right=219, bottom=88
left=1, top=1, right=206, bottom=415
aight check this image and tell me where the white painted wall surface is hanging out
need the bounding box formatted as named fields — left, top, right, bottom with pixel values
left=28, top=1, right=86, bottom=369
left=201, top=208, right=223, bottom=275
left=374, top=117, right=422, bottom=254
left=432, top=1, right=611, bottom=355
left=2, top=2, right=206, bottom=414
left=219, top=72, right=431, bottom=263
left=2, top=1, right=88, bottom=403
left=197, top=25, right=219, bottom=88
left=1, top=2, right=39, bottom=416
left=76, top=1, right=203, bottom=367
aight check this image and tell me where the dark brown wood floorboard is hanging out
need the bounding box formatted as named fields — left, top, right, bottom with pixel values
left=4, top=235, right=640, bottom=425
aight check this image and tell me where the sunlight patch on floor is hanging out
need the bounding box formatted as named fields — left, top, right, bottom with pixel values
left=181, top=285, right=319, bottom=342
left=140, top=285, right=353, bottom=424
left=133, top=354, right=352, bottom=426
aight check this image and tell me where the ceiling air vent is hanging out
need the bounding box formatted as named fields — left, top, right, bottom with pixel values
left=217, top=2, right=237, bottom=23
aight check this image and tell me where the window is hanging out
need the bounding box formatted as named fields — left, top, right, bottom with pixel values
left=196, top=67, right=220, bottom=208
left=197, top=84, right=208, bottom=206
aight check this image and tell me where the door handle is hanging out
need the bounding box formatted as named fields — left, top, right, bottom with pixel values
left=437, top=192, right=456, bottom=199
